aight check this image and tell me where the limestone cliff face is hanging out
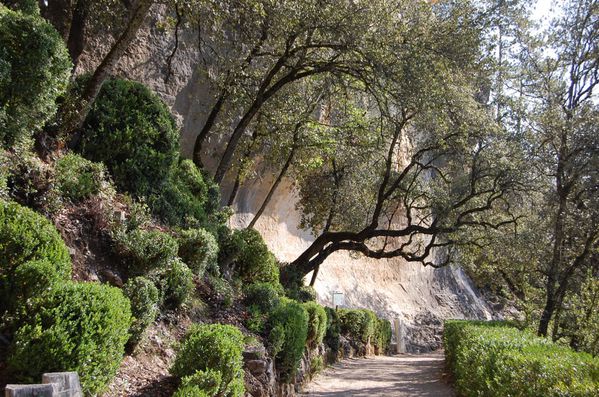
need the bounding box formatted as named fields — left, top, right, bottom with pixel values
left=77, top=5, right=494, bottom=352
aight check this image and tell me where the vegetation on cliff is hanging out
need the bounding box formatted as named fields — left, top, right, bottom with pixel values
left=0, top=0, right=597, bottom=395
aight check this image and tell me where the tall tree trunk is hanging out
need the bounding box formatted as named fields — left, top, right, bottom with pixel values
left=192, top=91, right=228, bottom=167
left=62, top=0, right=154, bottom=140
left=538, top=131, right=568, bottom=337
left=227, top=171, right=242, bottom=207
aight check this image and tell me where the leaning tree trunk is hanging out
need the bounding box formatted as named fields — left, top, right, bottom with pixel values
left=61, top=0, right=154, bottom=139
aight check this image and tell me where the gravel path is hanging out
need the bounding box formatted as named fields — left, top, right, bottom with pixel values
left=303, top=351, right=455, bottom=397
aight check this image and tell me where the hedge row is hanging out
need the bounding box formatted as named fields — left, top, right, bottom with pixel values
left=444, top=320, right=599, bottom=397
left=338, top=308, right=391, bottom=353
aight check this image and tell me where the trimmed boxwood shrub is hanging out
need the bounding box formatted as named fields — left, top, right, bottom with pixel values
left=267, top=297, right=309, bottom=381
left=149, top=159, right=220, bottom=226
left=303, top=302, right=327, bottom=349
left=8, top=282, right=132, bottom=395
left=231, top=228, right=279, bottom=285
left=177, top=227, right=219, bottom=277
left=55, top=153, right=107, bottom=202
left=173, top=369, right=221, bottom=397
left=287, top=284, right=318, bottom=303
left=444, top=320, right=599, bottom=397
left=113, top=227, right=178, bottom=276
left=171, top=324, right=245, bottom=397
left=243, top=282, right=282, bottom=313
left=374, top=318, right=392, bottom=354
left=161, top=258, right=194, bottom=308
left=338, top=309, right=377, bottom=344
left=0, top=5, right=71, bottom=148
left=0, top=201, right=71, bottom=315
left=123, top=276, right=160, bottom=347
left=77, top=78, right=179, bottom=198
left=324, top=307, right=340, bottom=355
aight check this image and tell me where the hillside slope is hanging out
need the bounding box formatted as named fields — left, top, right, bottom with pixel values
left=76, top=4, right=495, bottom=352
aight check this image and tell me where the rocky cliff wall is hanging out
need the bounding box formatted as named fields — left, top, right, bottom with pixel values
left=77, top=4, right=495, bottom=352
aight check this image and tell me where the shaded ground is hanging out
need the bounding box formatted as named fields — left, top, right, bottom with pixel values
left=304, top=351, right=454, bottom=397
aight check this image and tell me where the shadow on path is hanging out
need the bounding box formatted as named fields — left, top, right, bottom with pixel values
left=303, top=351, right=454, bottom=397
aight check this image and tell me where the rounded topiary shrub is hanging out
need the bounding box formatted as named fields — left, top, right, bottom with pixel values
left=76, top=78, right=179, bottom=198
left=161, top=258, right=194, bottom=308
left=173, top=370, right=219, bottom=397
left=232, top=228, right=279, bottom=285
left=113, top=227, right=179, bottom=276
left=338, top=309, right=377, bottom=343
left=8, top=282, right=132, bottom=395
left=123, top=276, right=160, bottom=347
left=171, top=324, right=245, bottom=397
left=267, top=298, right=308, bottom=381
left=288, top=285, right=318, bottom=302
left=55, top=152, right=107, bottom=202
left=244, top=282, right=282, bottom=313
left=303, top=302, right=327, bottom=349
left=177, top=227, right=219, bottom=277
left=10, top=259, right=63, bottom=309
left=0, top=200, right=71, bottom=315
left=149, top=159, right=220, bottom=226
left=0, top=5, right=71, bottom=148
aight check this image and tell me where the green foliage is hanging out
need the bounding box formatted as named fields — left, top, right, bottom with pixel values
left=8, top=282, right=132, bottom=395
left=267, top=297, right=308, bottom=381
left=303, top=302, right=327, bottom=349
left=443, top=320, right=599, bottom=397
left=171, top=324, right=245, bottom=397
left=337, top=309, right=377, bottom=344
left=8, top=259, right=64, bottom=318
left=161, top=258, right=194, bottom=308
left=0, top=5, right=71, bottom=148
left=231, top=228, right=280, bottom=285
left=310, top=356, right=324, bottom=376
left=77, top=78, right=179, bottom=198
left=149, top=159, right=220, bottom=226
left=324, top=307, right=340, bottom=354
left=243, top=282, right=282, bottom=313
left=207, top=274, right=235, bottom=308
left=177, top=227, right=219, bottom=277
left=174, top=369, right=221, bottom=397
left=0, top=200, right=71, bottom=315
left=55, top=153, right=107, bottom=202
left=123, top=276, right=160, bottom=347
left=288, top=285, right=318, bottom=303
left=113, top=227, right=178, bottom=276
left=374, top=318, right=392, bottom=354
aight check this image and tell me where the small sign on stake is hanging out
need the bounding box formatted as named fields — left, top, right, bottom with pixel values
left=332, top=291, right=344, bottom=309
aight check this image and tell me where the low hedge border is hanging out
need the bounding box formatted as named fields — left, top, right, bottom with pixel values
left=443, top=320, right=599, bottom=397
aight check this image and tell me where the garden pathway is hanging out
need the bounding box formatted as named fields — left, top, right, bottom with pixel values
left=303, top=351, right=455, bottom=397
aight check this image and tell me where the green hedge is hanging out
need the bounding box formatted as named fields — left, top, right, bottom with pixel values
left=230, top=228, right=280, bottom=285
left=8, top=282, right=132, bottom=395
left=338, top=308, right=377, bottom=344
left=444, top=320, right=599, bottom=397
left=374, top=318, right=392, bottom=354
left=267, top=297, right=308, bottom=381
left=171, top=324, right=245, bottom=397
left=303, top=302, right=327, bottom=349
left=0, top=5, right=71, bottom=148
left=0, top=201, right=71, bottom=315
